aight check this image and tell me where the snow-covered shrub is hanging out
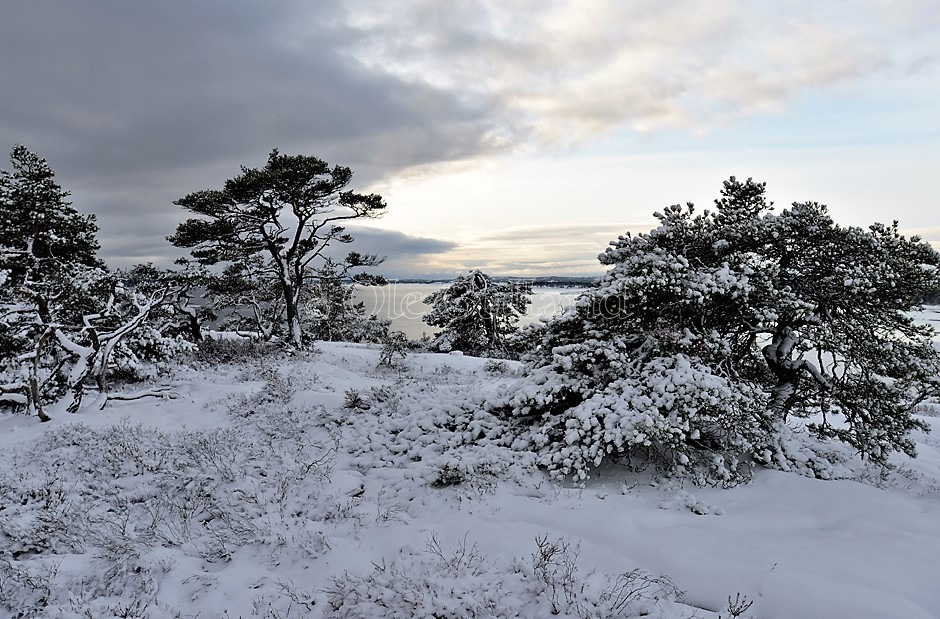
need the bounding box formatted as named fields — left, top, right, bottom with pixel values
left=378, top=330, right=410, bottom=368
left=722, top=593, right=756, bottom=619
left=109, top=326, right=196, bottom=382
left=222, top=364, right=306, bottom=422
left=343, top=378, right=533, bottom=492
left=510, top=318, right=549, bottom=357
left=915, top=401, right=940, bottom=418
left=343, top=388, right=370, bottom=410
left=339, top=357, right=539, bottom=493
left=325, top=533, right=685, bottom=619
left=483, top=359, right=513, bottom=374
left=0, top=461, right=86, bottom=559
left=0, top=391, right=335, bottom=616
left=0, top=558, right=59, bottom=618
left=510, top=353, right=765, bottom=483
left=498, top=177, right=940, bottom=483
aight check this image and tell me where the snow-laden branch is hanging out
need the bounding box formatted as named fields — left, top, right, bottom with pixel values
left=94, top=385, right=180, bottom=408
left=0, top=381, right=28, bottom=405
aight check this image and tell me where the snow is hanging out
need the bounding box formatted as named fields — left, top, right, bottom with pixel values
left=1, top=343, right=939, bottom=618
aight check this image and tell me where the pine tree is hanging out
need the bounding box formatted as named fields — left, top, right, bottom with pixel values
left=303, top=260, right=390, bottom=343
left=500, top=177, right=940, bottom=482
left=169, top=149, right=386, bottom=348
left=423, top=271, right=532, bottom=358
left=1, top=145, right=107, bottom=417
left=0, top=145, right=103, bottom=288
left=1, top=146, right=183, bottom=419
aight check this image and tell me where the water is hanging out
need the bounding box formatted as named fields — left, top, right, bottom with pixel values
left=354, top=284, right=940, bottom=343
left=354, top=283, right=583, bottom=340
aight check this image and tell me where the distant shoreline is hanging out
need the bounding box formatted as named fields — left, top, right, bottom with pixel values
left=379, top=275, right=599, bottom=288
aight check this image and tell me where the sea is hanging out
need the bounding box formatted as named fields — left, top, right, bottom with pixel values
left=354, top=284, right=940, bottom=343
left=353, top=283, right=584, bottom=340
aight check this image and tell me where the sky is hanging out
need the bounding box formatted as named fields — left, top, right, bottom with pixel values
left=1, top=0, right=938, bottom=279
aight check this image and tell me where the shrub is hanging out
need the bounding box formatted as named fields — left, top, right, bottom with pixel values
left=325, top=534, right=684, bottom=618
left=378, top=331, right=410, bottom=368
left=195, top=335, right=280, bottom=365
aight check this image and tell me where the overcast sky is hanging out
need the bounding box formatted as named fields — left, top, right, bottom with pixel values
left=2, top=0, right=938, bottom=278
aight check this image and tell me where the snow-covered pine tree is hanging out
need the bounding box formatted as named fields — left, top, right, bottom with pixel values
left=119, top=262, right=207, bottom=343
left=1, top=145, right=106, bottom=417
left=498, top=177, right=940, bottom=483
left=0, top=146, right=187, bottom=420
left=200, top=256, right=287, bottom=341
left=0, top=145, right=103, bottom=282
left=423, top=271, right=532, bottom=358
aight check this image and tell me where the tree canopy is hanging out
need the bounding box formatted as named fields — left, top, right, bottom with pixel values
left=0, top=145, right=103, bottom=290
left=500, top=177, right=940, bottom=483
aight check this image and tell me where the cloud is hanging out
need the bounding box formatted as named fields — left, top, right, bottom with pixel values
left=320, top=226, right=459, bottom=280
left=429, top=223, right=652, bottom=277
left=342, top=0, right=909, bottom=141
left=1, top=1, right=936, bottom=277
left=0, top=0, right=501, bottom=181
left=340, top=224, right=630, bottom=279
left=0, top=0, right=505, bottom=271
left=866, top=0, right=940, bottom=31
left=346, top=226, right=456, bottom=254
left=477, top=224, right=641, bottom=243
left=3, top=1, right=926, bottom=186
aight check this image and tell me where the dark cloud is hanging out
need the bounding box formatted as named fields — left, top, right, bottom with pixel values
left=0, top=1, right=497, bottom=177
left=343, top=226, right=458, bottom=280
left=346, top=226, right=456, bottom=255
left=0, top=0, right=501, bottom=269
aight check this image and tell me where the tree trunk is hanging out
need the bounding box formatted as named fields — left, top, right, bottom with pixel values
left=762, top=324, right=831, bottom=419
left=28, top=329, right=53, bottom=422
left=28, top=375, right=51, bottom=422
left=188, top=312, right=203, bottom=342
left=282, top=281, right=304, bottom=348
left=762, top=326, right=801, bottom=418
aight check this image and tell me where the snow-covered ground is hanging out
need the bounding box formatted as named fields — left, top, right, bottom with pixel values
left=1, top=343, right=939, bottom=618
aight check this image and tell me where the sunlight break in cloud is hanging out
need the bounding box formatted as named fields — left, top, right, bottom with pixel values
left=342, top=0, right=895, bottom=146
